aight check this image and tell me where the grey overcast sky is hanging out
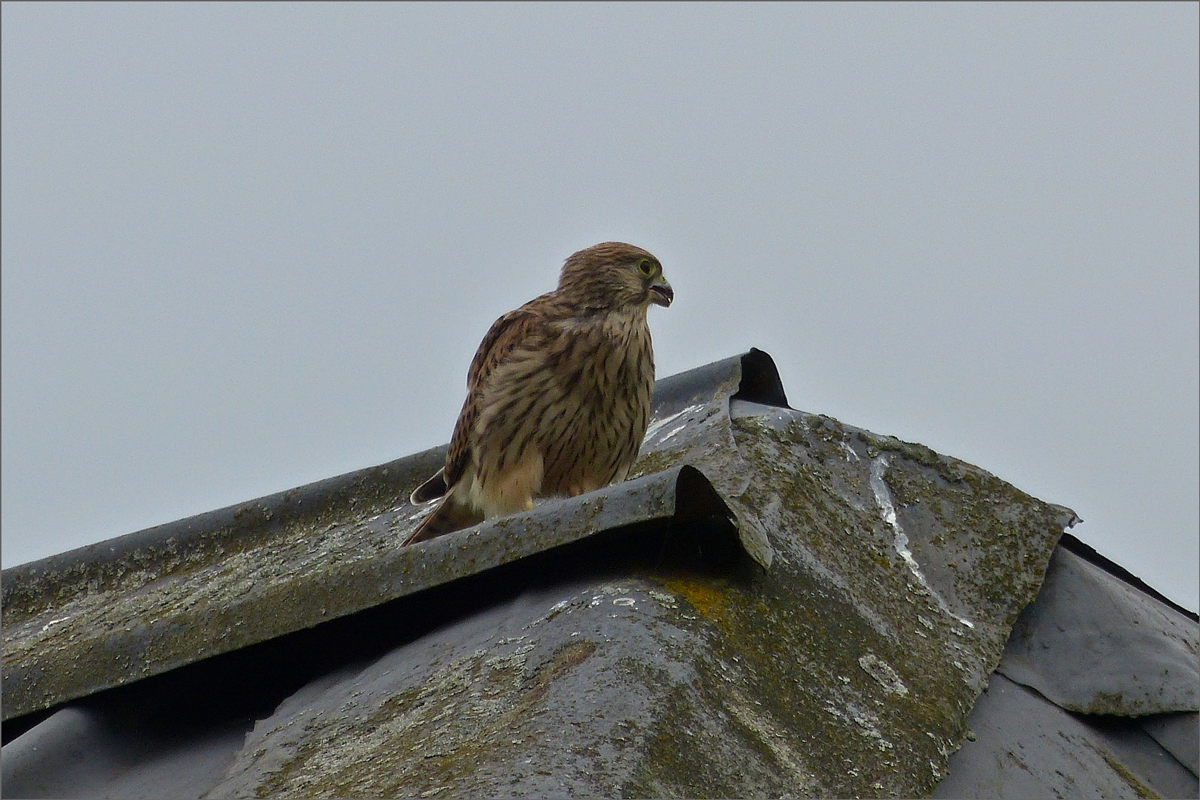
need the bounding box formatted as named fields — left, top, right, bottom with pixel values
left=2, top=3, right=1197, bottom=611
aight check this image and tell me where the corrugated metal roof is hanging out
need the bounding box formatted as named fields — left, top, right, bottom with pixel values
left=3, top=348, right=1196, bottom=799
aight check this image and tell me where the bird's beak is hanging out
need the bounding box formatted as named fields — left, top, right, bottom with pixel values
left=649, top=277, right=674, bottom=307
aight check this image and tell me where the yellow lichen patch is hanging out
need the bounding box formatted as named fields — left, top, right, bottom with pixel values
left=662, top=576, right=729, bottom=619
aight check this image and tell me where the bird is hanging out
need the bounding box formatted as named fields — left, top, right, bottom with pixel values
left=402, top=242, right=673, bottom=546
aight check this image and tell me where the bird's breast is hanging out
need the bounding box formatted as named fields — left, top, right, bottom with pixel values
left=524, top=309, right=655, bottom=493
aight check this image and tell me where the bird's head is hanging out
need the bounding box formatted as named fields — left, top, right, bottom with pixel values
left=558, top=242, right=674, bottom=311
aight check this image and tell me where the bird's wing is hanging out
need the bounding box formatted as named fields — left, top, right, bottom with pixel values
left=409, top=467, right=447, bottom=504
left=442, top=296, right=551, bottom=488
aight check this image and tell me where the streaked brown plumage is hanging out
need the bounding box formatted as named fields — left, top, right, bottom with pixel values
left=403, top=242, right=673, bottom=546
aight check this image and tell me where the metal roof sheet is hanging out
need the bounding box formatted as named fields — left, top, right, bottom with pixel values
left=998, top=540, right=1198, bottom=717
left=933, top=673, right=1197, bottom=799
left=3, top=348, right=1195, bottom=798
left=1, top=351, right=776, bottom=723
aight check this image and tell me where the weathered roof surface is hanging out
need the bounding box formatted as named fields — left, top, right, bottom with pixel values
left=0, top=351, right=774, bottom=724
left=999, top=539, right=1197, bottom=718
left=935, top=535, right=1199, bottom=799
left=2, top=348, right=1196, bottom=799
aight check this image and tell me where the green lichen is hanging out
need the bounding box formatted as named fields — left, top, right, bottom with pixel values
left=8, top=381, right=1074, bottom=797
left=1101, top=751, right=1160, bottom=799
left=713, top=410, right=1064, bottom=796
left=627, top=446, right=685, bottom=481
left=1084, top=691, right=1136, bottom=716
left=192, top=404, right=1067, bottom=798
left=251, top=638, right=601, bottom=798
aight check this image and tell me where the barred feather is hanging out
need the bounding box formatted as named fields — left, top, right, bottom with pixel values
left=403, top=242, right=671, bottom=546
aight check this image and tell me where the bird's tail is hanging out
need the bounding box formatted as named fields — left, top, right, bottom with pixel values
left=402, top=485, right=483, bottom=546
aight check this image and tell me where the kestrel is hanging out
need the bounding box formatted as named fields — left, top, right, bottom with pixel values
left=403, top=242, right=673, bottom=545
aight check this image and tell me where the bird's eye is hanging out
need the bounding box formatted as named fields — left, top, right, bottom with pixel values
left=637, top=259, right=655, bottom=277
